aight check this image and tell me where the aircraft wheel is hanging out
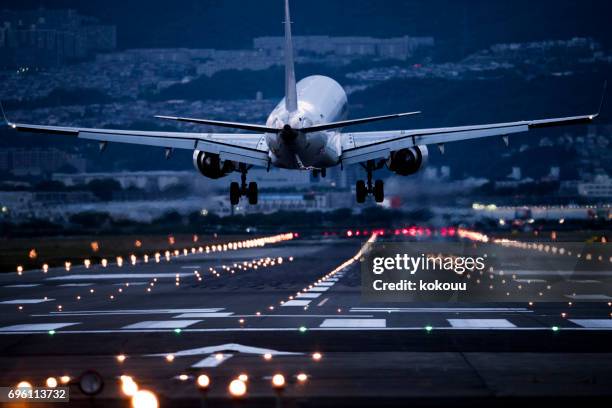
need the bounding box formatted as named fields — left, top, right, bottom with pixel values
left=373, top=179, right=384, bottom=203
left=247, top=182, right=258, bottom=205
left=230, top=182, right=241, bottom=205
left=356, top=180, right=367, bottom=203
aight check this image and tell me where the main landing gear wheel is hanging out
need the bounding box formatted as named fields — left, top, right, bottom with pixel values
left=356, top=180, right=367, bottom=203
left=373, top=180, right=384, bottom=203
left=247, top=182, right=258, bottom=205
left=228, top=163, right=258, bottom=205
left=230, top=182, right=240, bottom=205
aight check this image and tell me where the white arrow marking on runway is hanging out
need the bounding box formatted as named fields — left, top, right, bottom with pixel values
left=147, top=343, right=301, bottom=358
left=192, top=353, right=234, bottom=368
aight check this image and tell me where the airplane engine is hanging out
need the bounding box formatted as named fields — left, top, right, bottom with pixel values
left=386, top=145, right=428, bottom=176
left=192, top=150, right=235, bottom=179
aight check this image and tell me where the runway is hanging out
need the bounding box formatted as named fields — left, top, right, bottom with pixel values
left=0, top=234, right=611, bottom=406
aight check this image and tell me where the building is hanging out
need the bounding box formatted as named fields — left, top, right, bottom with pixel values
left=0, top=9, right=116, bottom=68
left=577, top=175, right=612, bottom=198
left=254, top=35, right=434, bottom=60
left=0, top=148, right=86, bottom=176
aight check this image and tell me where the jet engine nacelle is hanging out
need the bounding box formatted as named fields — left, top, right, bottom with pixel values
left=192, top=150, right=235, bottom=179
left=386, top=145, right=428, bottom=176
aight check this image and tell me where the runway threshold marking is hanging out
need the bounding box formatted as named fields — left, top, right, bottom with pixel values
left=0, top=322, right=79, bottom=332
left=122, top=320, right=201, bottom=329
left=447, top=319, right=516, bottom=328
left=282, top=300, right=311, bottom=307
left=315, top=282, right=335, bottom=287
left=319, top=318, right=386, bottom=328
left=41, top=308, right=224, bottom=316
left=308, top=287, right=330, bottom=292
left=173, top=312, right=234, bottom=318
left=3, top=284, right=41, bottom=288
left=0, top=298, right=54, bottom=304
left=569, top=319, right=612, bottom=328
left=296, top=293, right=321, bottom=299
left=350, top=307, right=532, bottom=313
left=317, top=298, right=329, bottom=307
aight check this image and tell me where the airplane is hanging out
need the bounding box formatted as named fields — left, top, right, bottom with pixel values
left=0, top=0, right=606, bottom=205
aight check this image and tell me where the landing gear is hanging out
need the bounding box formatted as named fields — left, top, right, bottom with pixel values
left=355, top=160, right=385, bottom=203
left=229, top=164, right=258, bottom=205
left=312, top=168, right=327, bottom=178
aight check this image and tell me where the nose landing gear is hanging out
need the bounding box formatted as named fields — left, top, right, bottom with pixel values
left=229, top=164, right=258, bottom=205
left=355, top=160, right=385, bottom=203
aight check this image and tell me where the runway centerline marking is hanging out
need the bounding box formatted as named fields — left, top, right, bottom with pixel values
left=3, top=284, right=40, bottom=288
left=317, top=298, right=329, bottom=307
left=122, top=320, right=201, bottom=329
left=447, top=319, right=516, bottom=328
left=0, top=298, right=54, bottom=304
left=565, top=294, right=612, bottom=300
left=320, top=318, right=386, bottom=328
left=0, top=322, right=79, bottom=332
left=350, top=307, right=532, bottom=313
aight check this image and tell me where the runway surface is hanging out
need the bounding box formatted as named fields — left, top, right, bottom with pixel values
left=0, top=235, right=611, bottom=407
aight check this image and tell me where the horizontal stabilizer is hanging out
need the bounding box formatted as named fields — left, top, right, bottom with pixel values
left=301, top=111, right=420, bottom=133
left=155, top=115, right=277, bottom=133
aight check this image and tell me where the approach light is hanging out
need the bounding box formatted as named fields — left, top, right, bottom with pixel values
left=228, top=379, right=247, bottom=398
left=196, top=374, right=210, bottom=389
left=46, top=377, right=58, bottom=388
left=271, top=374, right=286, bottom=389
left=131, top=389, right=158, bottom=408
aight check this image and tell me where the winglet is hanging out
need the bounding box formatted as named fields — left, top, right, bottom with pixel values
left=283, top=0, right=298, bottom=113
left=0, top=100, right=11, bottom=127
left=596, top=80, right=607, bottom=117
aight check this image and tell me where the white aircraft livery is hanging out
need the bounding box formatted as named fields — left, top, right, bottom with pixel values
left=1, top=0, right=605, bottom=205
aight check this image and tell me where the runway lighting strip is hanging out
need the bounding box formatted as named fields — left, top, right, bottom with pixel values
left=457, top=227, right=612, bottom=320
left=257, top=232, right=378, bottom=316
left=14, top=233, right=296, bottom=275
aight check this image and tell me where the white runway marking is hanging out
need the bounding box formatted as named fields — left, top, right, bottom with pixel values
left=113, top=282, right=147, bottom=286
left=48, top=273, right=191, bottom=281
left=296, top=293, right=321, bottom=299
left=4, top=284, right=40, bottom=288
left=325, top=278, right=339, bottom=282
left=281, top=300, right=311, bottom=307
left=149, top=343, right=300, bottom=357
left=320, top=319, right=386, bottom=328
left=122, top=320, right=201, bottom=329
left=315, top=282, right=335, bottom=287
left=173, top=312, right=234, bottom=318
left=181, top=266, right=201, bottom=269
left=42, top=308, right=223, bottom=316
left=569, top=319, right=612, bottom=328
left=60, top=283, right=93, bottom=287
left=308, top=286, right=330, bottom=292
left=317, top=298, right=329, bottom=307
left=448, top=319, right=516, bottom=328
left=0, top=298, right=54, bottom=304
left=565, top=294, right=612, bottom=300
left=513, top=279, right=547, bottom=283
left=0, top=322, right=79, bottom=332
left=192, top=354, right=233, bottom=367
left=351, top=307, right=531, bottom=313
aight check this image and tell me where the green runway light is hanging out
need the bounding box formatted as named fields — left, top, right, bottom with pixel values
left=425, top=325, right=433, bottom=333
left=299, top=326, right=307, bottom=333
left=551, top=326, right=560, bottom=332
left=174, top=328, right=182, bottom=334
left=48, top=330, right=56, bottom=335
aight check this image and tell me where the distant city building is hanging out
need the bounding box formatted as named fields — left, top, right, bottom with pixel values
left=0, top=9, right=116, bottom=68
left=0, top=148, right=86, bottom=176
left=254, top=35, right=434, bottom=60
left=52, top=171, right=192, bottom=192
left=577, top=175, right=612, bottom=198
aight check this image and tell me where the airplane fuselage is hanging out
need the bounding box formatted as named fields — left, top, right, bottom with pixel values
left=265, top=75, right=347, bottom=169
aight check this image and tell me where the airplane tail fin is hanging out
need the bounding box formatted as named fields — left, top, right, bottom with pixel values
left=283, top=0, right=298, bottom=113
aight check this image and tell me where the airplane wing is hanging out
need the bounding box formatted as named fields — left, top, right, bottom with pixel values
left=4, top=122, right=270, bottom=167
left=340, top=113, right=598, bottom=165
